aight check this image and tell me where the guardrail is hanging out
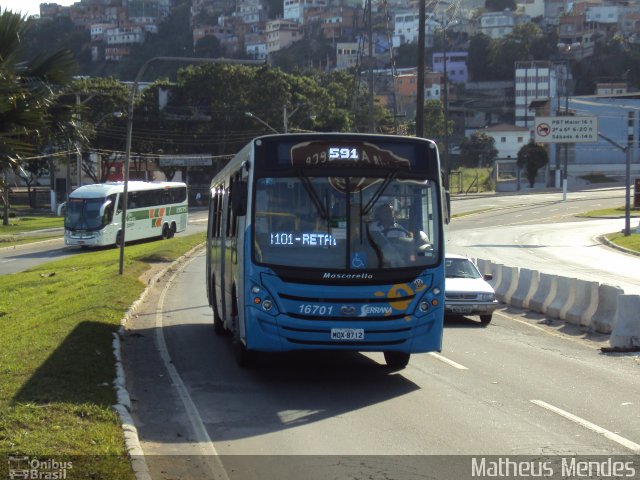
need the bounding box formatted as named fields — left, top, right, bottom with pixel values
left=475, top=259, right=640, bottom=350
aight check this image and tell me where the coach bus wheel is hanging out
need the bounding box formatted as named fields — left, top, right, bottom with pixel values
left=162, top=223, right=170, bottom=239
left=383, top=351, right=410, bottom=370
left=115, top=231, right=123, bottom=247
left=480, top=314, right=492, bottom=325
left=169, top=223, right=176, bottom=238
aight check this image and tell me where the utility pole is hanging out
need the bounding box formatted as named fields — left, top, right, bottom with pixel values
left=415, top=0, right=425, bottom=138
left=367, top=0, right=374, bottom=133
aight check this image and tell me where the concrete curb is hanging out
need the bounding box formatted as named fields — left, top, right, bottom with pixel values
left=113, top=242, right=206, bottom=480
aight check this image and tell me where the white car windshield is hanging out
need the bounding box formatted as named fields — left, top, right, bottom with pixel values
left=445, top=258, right=482, bottom=279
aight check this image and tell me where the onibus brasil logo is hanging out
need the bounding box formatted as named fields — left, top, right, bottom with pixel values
left=7, top=455, right=73, bottom=479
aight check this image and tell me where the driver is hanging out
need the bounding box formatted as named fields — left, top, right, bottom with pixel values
left=368, top=203, right=412, bottom=238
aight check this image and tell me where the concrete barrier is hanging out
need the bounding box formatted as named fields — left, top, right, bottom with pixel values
left=591, top=284, right=624, bottom=334
left=529, top=273, right=558, bottom=314
left=496, top=266, right=518, bottom=303
left=489, top=263, right=504, bottom=292
left=510, top=268, right=539, bottom=309
left=547, top=276, right=577, bottom=320
left=609, top=295, right=640, bottom=348
left=564, top=279, right=599, bottom=327
left=476, top=258, right=492, bottom=277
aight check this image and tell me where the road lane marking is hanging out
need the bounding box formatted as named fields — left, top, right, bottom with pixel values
left=156, top=259, right=230, bottom=479
left=428, top=352, right=468, bottom=369
left=531, top=400, right=640, bottom=453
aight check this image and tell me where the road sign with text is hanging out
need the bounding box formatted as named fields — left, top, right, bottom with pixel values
left=534, top=116, right=598, bottom=143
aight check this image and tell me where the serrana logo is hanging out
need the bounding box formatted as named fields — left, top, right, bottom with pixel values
left=359, top=305, right=393, bottom=316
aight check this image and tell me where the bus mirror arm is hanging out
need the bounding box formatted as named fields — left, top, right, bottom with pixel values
left=57, top=202, right=66, bottom=217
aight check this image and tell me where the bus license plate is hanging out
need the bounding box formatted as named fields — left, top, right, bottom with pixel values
left=331, top=328, right=364, bottom=340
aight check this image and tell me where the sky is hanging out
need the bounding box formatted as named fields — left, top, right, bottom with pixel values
left=2, top=0, right=76, bottom=18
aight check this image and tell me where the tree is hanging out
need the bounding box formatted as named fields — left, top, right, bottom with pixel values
left=0, top=9, right=76, bottom=223
left=421, top=100, right=451, bottom=151
left=459, top=132, right=498, bottom=168
left=517, top=141, right=548, bottom=187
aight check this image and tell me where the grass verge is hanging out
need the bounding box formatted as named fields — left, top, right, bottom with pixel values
left=0, top=233, right=205, bottom=478
left=603, top=231, right=640, bottom=253
left=579, top=206, right=640, bottom=218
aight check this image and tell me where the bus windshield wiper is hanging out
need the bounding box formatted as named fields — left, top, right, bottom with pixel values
left=363, top=170, right=398, bottom=216
left=298, top=173, right=329, bottom=220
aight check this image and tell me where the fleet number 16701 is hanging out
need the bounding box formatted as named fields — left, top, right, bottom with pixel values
left=298, top=304, right=334, bottom=315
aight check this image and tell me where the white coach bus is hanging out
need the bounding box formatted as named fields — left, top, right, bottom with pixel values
left=58, top=181, right=188, bottom=247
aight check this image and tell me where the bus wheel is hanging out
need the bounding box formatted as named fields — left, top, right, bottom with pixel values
left=115, top=231, right=123, bottom=247
left=211, top=288, right=225, bottom=335
left=233, top=323, right=254, bottom=368
left=169, top=223, right=176, bottom=238
left=383, top=351, right=410, bottom=370
left=162, top=224, right=171, bottom=239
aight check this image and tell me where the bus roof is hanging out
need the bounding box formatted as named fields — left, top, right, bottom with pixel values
left=68, top=181, right=187, bottom=199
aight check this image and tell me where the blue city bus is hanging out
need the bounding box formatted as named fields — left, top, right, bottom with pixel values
left=206, top=133, right=447, bottom=369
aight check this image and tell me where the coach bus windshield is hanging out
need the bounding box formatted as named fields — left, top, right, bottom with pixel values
left=253, top=176, right=440, bottom=270
left=65, top=197, right=108, bottom=230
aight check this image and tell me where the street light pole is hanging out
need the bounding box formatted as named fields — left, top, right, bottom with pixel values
left=598, top=128, right=632, bottom=236
left=119, top=56, right=263, bottom=275
left=245, top=111, right=279, bottom=134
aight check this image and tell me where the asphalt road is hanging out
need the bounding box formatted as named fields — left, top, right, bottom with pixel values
left=0, top=209, right=209, bottom=275
left=447, top=186, right=640, bottom=294
left=122, top=248, right=640, bottom=480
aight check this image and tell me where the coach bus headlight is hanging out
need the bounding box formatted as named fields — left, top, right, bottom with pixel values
left=251, top=285, right=261, bottom=294
left=432, top=287, right=441, bottom=295
left=262, top=300, right=273, bottom=311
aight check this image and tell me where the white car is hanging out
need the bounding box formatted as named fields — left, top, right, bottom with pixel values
left=444, top=254, right=499, bottom=324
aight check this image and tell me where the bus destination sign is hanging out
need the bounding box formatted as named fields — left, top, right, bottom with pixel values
left=534, top=116, right=598, bottom=143
left=290, top=141, right=412, bottom=168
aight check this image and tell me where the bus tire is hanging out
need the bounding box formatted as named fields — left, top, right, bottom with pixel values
left=211, top=283, right=225, bottom=336
left=169, top=222, right=176, bottom=238
left=162, top=223, right=171, bottom=239
left=383, top=351, right=410, bottom=370
left=115, top=231, right=123, bottom=247
left=233, top=327, right=254, bottom=368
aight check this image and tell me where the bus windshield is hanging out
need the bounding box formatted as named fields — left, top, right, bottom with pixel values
left=65, top=198, right=106, bottom=230
left=253, top=176, right=440, bottom=270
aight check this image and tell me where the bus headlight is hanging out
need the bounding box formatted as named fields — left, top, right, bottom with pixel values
left=262, top=300, right=273, bottom=311
left=251, top=285, right=261, bottom=294
left=432, top=287, right=441, bottom=295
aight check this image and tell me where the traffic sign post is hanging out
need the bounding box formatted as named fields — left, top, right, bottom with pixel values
left=534, top=116, right=598, bottom=143
left=534, top=116, right=598, bottom=201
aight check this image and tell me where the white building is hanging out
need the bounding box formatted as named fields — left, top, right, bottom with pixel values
left=392, top=11, right=438, bottom=47
left=480, top=123, right=531, bottom=160
left=336, top=41, right=359, bottom=70
left=479, top=10, right=528, bottom=39
left=283, top=0, right=327, bottom=25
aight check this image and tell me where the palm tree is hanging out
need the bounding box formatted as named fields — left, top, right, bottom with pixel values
left=0, top=9, right=77, bottom=223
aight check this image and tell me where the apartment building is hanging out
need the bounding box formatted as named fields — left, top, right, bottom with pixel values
left=283, top=0, right=327, bottom=25
left=514, top=61, right=569, bottom=128
left=266, top=19, right=303, bottom=53
left=479, top=10, right=528, bottom=39
left=392, top=10, right=438, bottom=47
left=432, top=51, right=468, bottom=84
left=557, top=14, right=595, bottom=60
